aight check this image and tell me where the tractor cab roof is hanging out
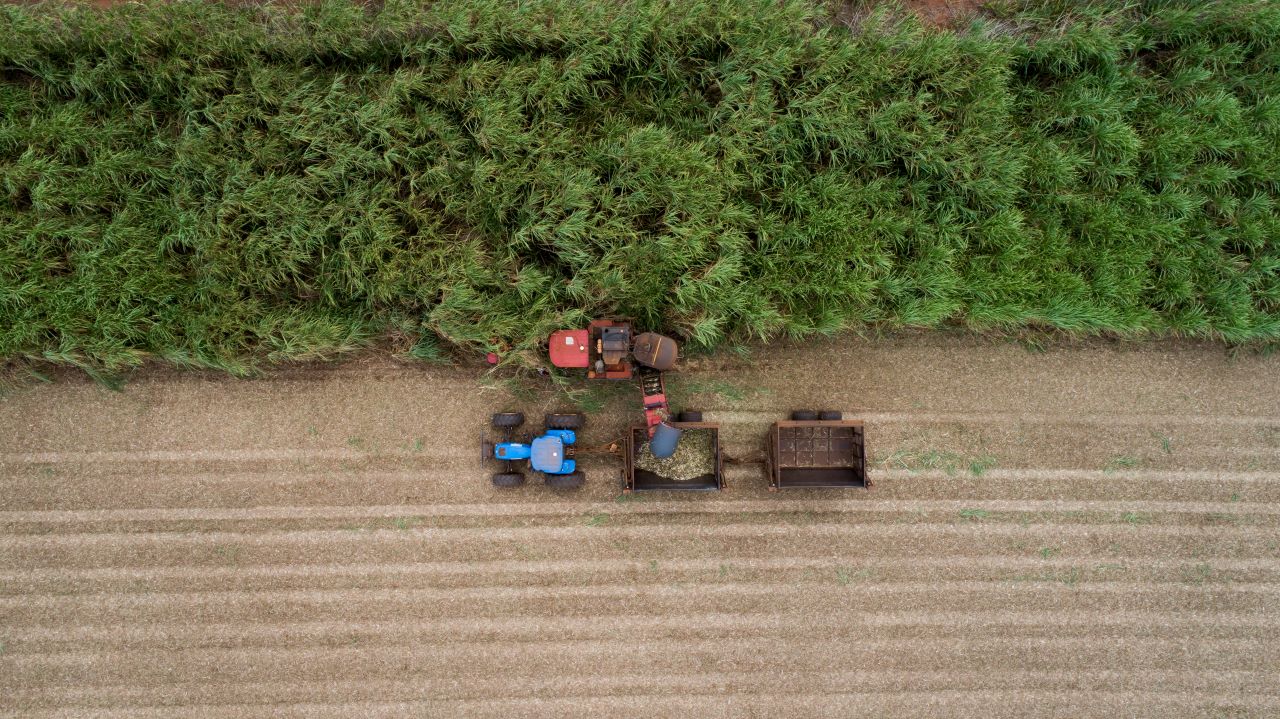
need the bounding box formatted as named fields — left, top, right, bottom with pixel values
left=530, top=435, right=566, bottom=474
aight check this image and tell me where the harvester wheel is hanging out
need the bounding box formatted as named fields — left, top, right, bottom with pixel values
left=492, top=412, right=525, bottom=428
left=545, top=471, right=585, bottom=489
left=818, top=410, right=843, bottom=421
left=791, top=410, right=819, bottom=421
left=545, top=413, right=585, bottom=430
left=677, top=410, right=703, bottom=423
left=492, top=472, right=525, bottom=488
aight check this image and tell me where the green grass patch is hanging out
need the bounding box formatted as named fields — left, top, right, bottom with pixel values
left=969, top=455, right=998, bottom=477
left=391, top=516, right=420, bottom=531
left=1121, top=511, right=1150, bottom=525
left=1151, top=432, right=1173, bottom=455
left=1181, top=561, right=1217, bottom=585
left=881, top=448, right=997, bottom=476
left=1104, top=454, right=1142, bottom=472
left=834, top=566, right=873, bottom=585
left=667, top=376, right=758, bottom=404
left=2, top=0, right=1279, bottom=375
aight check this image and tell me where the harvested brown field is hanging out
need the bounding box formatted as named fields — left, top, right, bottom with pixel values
left=2, top=333, right=1280, bottom=717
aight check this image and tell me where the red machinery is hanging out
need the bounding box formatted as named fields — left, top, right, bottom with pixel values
left=549, top=320, right=683, bottom=457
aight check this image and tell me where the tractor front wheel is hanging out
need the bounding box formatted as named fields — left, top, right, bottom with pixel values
left=545, top=471, right=585, bottom=489
left=492, top=472, right=525, bottom=488
left=545, top=413, right=585, bottom=430
left=492, top=412, right=525, bottom=428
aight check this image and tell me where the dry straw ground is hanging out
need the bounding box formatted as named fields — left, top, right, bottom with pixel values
left=2, top=333, right=1278, bottom=716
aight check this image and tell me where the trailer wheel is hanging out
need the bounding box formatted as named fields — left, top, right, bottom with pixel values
left=818, top=410, right=842, bottom=421
left=545, top=413, right=584, bottom=430
left=677, top=410, right=703, bottom=423
left=791, top=410, right=818, bottom=421
left=546, top=471, right=585, bottom=489
left=492, top=412, right=525, bottom=428
left=492, top=472, right=525, bottom=488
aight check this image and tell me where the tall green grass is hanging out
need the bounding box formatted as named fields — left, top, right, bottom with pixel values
left=1, top=0, right=1277, bottom=375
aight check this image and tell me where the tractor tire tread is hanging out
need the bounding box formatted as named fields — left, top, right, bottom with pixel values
left=545, top=413, right=585, bottom=430
left=492, top=412, right=525, bottom=428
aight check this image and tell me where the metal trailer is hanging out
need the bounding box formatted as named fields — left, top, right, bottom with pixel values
left=765, top=411, right=869, bottom=490
left=623, top=412, right=724, bottom=493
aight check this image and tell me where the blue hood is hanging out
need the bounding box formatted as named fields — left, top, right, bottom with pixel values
left=530, top=435, right=566, bottom=473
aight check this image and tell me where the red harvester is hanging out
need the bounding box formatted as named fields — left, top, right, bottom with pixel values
left=548, top=319, right=683, bottom=458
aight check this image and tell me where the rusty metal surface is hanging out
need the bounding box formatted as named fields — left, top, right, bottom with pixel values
left=585, top=319, right=634, bottom=380
left=776, top=425, right=860, bottom=468
left=632, top=332, right=678, bottom=371
left=768, top=419, right=867, bottom=489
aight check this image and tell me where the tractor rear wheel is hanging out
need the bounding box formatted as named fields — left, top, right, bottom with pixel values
left=677, top=410, right=703, bottom=423
left=492, top=412, right=525, bottom=428
left=545, top=471, right=585, bottom=489
left=545, top=413, right=585, bottom=430
left=818, top=410, right=843, bottom=421
left=791, top=410, right=819, bottom=421
left=492, top=472, right=525, bottom=488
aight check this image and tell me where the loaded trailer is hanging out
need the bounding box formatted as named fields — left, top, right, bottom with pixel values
left=624, top=411, right=724, bottom=492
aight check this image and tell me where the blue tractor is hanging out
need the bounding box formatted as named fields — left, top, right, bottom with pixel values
left=483, top=412, right=586, bottom=489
